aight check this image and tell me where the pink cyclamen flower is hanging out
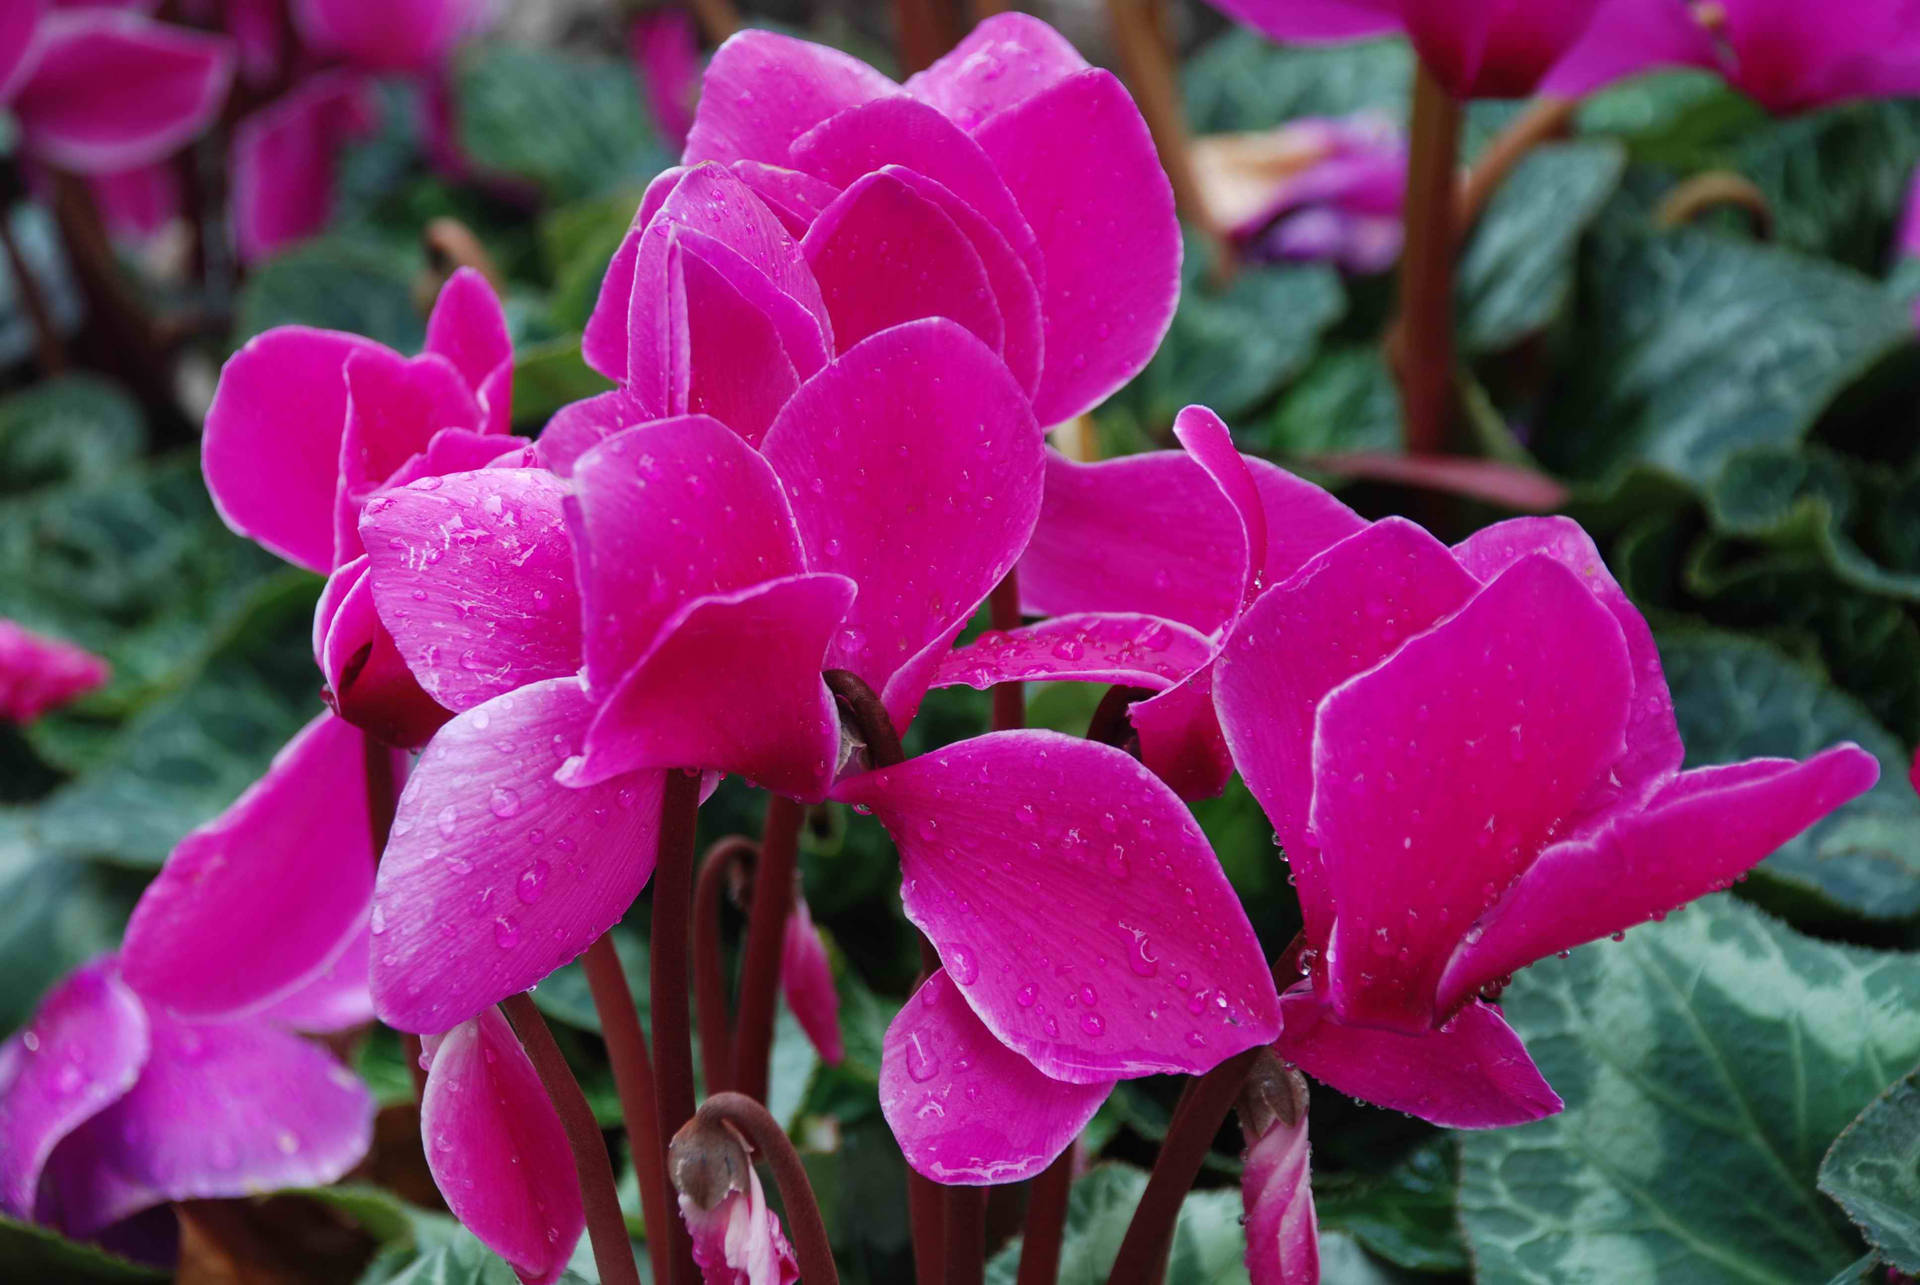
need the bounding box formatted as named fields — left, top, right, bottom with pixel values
left=0, top=619, right=109, bottom=722
left=934, top=405, right=1366, bottom=799
left=1239, top=1056, right=1317, bottom=1285
left=676, top=1122, right=801, bottom=1285
left=1196, top=115, right=1407, bottom=274
left=1202, top=0, right=1612, bottom=99
left=0, top=957, right=373, bottom=1250
left=583, top=13, right=1180, bottom=430
left=631, top=8, right=699, bottom=151
left=1210, top=511, right=1880, bottom=1127
left=782, top=894, right=842, bottom=1065
left=3, top=5, right=234, bottom=175
left=203, top=267, right=522, bottom=748
left=231, top=70, right=378, bottom=264
left=290, top=0, right=482, bottom=71
left=1546, top=0, right=1920, bottom=112
left=87, top=162, right=181, bottom=243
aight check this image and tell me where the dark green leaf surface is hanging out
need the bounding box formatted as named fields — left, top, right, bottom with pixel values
left=1738, top=100, right=1920, bottom=271
left=0, top=1213, right=165, bottom=1282
left=1315, top=1139, right=1468, bottom=1273
left=235, top=236, right=427, bottom=352
left=1820, top=1066, right=1920, bottom=1273
left=0, top=377, right=143, bottom=498
left=984, top=1164, right=1252, bottom=1284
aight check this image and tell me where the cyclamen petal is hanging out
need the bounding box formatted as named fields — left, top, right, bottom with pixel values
left=120, top=713, right=382, bottom=1020
left=0, top=619, right=110, bottom=722
left=1274, top=986, right=1561, bottom=1130
left=879, top=970, right=1110, bottom=1185
left=684, top=29, right=901, bottom=168
left=231, top=71, right=376, bottom=264
left=1240, top=1063, right=1318, bottom=1285
left=316, top=557, right=453, bottom=750
left=1173, top=406, right=1268, bottom=603
left=932, top=613, right=1213, bottom=694
left=291, top=0, right=480, bottom=71
left=425, top=267, right=515, bottom=437
left=781, top=896, right=843, bottom=1065
left=0, top=959, right=149, bottom=1221
left=631, top=8, right=698, bottom=149
left=370, top=678, right=667, bottom=1034
left=902, top=12, right=1089, bottom=130
left=421, top=1010, right=584, bottom=1285
left=728, top=161, right=839, bottom=238
left=256, top=917, right=376, bottom=1034
left=679, top=1137, right=802, bottom=1285
left=11, top=10, right=234, bottom=174
left=535, top=389, right=652, bottom=478
left=337, top=348, right=483, bottom=550
left=833, top=732, right=1279, bottom=1083
left=0, top=0, right=42, bottom=104
left=90, top=162, right=180, bottom=242
left=1130, top=668, right=1235, bottom=801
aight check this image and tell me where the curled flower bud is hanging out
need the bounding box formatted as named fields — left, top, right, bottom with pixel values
left=1238, top=1053, right=1318, bottom=1285
left=669, top=1116, right=800, bottom=1285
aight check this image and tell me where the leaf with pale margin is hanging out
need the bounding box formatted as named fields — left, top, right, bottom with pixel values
left=1658, top=626, right=1920, bottom=919
left=1255, top=347, right=1402, bottom=459
left=1820, top=1065, right=1920, bottom=1274
left=1460, top=897, right=1920, bottom=1284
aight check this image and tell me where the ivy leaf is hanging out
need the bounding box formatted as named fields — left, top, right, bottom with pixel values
left=1657, top=626, right=1920, bottom=919
left=0, top=1212, right=165, bottom=1282
left=1819, top=1065, right=1920, bottom=1274
left=1460, top=897, right=1920, bottom=1284
left=531, top=922, right=650, bottom=1034
left=1576, top=70, right=1768, bottom=170
left=235, top=236, right=426, bottom=353
left=0, top=814, right=141, bottom=1034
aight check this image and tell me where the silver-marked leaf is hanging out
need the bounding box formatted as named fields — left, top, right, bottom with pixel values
left=1820, top=1066, right=1920, bottom=1274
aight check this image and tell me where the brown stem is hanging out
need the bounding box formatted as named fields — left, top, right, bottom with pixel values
left=1104, top=1048, right=1260, bottom=1285
left=500, top=993, right=641, bottom=1285
left=825, top=669, right=906, bottom=769
left=685, top=0, right=739, bottom=44
left=910, top=1167, right=947, bottom=1285
left=1454, top=96, right=1578, bottom=240
left=970, top=0, right=1009, bottom=16
left=1105, top=0, right=1217, bottom=247
left=48, top=171, right=176, bottom=420
left=0, top=204, right=65, bottom=373
left=1390, top=63, right=1463, bottom=458
left=729, top=795, right=806, bottom=1103
left=1016, top=1151, right=1074, bottom=1285
left=893, top=0, right=955, bottom=74
left=651, top=769, right=704, bottom=1285
left=945, top=1186, right=988, bottom=1285
left=987, top=573, right=1026, bottom=732
left=694, top=836, right=759, bottom=1095
left=582, top=934, right=672, bottom=1285
left=1654, top=171, right=1773, bottom=239
left=423, top=217, right=503, bottom=293
left=673, top=1092, right=840, bottom=1283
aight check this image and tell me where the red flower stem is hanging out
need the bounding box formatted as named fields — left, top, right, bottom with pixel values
left=892, top=0, right=953, bottom=74
left=1103, top=1048, right=1261, bottom=1285
left=1392, top=60, right=1463, bottom=457
left=945, top=1186, right=989, bottom=1285
left=1016, top=1151, right=1073, bottom=1285
left=582, top=934, right=673, bottom=1285
left=988, top=572, right=1025, bottom=731
left=500, top=992, right=642, bottom=1285
left=910, top=1170, right=947, bottom=1285
left=729, top=795, right=805, bottom=1103
left=1105, top=0, right=1214, bottom=241
left=652, top=769, right=704, bottom=1285
left=694, top=836, right=758, bottom=1095
left=680, top=1093, right=840, bottom=1283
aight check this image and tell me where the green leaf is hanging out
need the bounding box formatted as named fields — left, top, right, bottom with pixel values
left=0, top=203, right=81, bottom=369
left=357, top=1205, right=606, bottom=1284
left=511, top=335, right=613, bottom=429
left=1537, top=229, right=1915, bottom=494
left=533, top=922, right=650, bottom=1034
left=1576, top=71, right=1768, bottom=170
left=1457, top=140, right=1626, bottom=352
left=0, top=1212, right=165, bottom=1282
left=1823, top=1254, right=1883, bottom=1285
left=1820, top=1065, right=1920, bottom=1274
left=1254, top=347, right=1403, bottom=459
left=454, top=44, right=671, bottom=203
left=984, top=1163, right=1254, bottom=1284
left=541, top=190, right=647, bottom=333
left=1184, top=32, right=1411, bottom=134
left=1459, top=897, right=1920, bottom=1284
left=1657, top=627, right=1920, bottom=919
left=235, top=236, right=427, bottom=352
left=0, top=376, right=143, bottom=498
left=1738, top=99, right=1920, bottom=272
left=0, top=813, right=142, bottom=1034
left=1315, top=1139, right=1468, bottom=1274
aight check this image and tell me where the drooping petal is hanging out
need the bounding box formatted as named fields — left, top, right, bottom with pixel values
left=902, top=12, right=1088, bottom=130
left=1130, top=667, right=1234, bottom=801
left=802, top=170, right=1004, bottom=358
left=0, top=619, right=110, bottom=723
left=1541, top=0, right=1722, bottom=96
left=1311, top=556, right=1632, bottom=1031
left=1213, top=519, right=1481, bottom=949
left=932, top=613, right=1213, bottom=693
left=833, top=732, right=1280, bottom=1083
left=361, top=469, right=584, bottom=714
left=781, top=895, right=843, bottom=1065
left=290, top=0, right=480, bottom=71
left=256, top=916, right=375, bottom=1035
left=0, top=0, right=43, bottom=103
left=1173, top=406, right=1268, bottom=603
left=762, top=319, right=1043, bottom=730
left=972, top=69, right=1179, bottom=424
left=120, top=713, right=381, bottom=1020
left=425, top=266, right=514, bottom=436
left=679, top=1136, right=802, bottom=1285
left=231, top=71, right=375, bottom=264
left=0, top=959, right=149, bottom=1221
left=11, top=10, right=235, bottom=174
left=315, top=557, right=454, bottom=750
left=370, top=678, right=666, bottom=1034
left=421, top=1009, right=584, bottom=1285
left=1240, top=1062, right=1318, bottom=1285
left=204, top=326, right=388, bottom=573
left=565, top=574, right=853, bottom=801
left=1274, top=986, right=1561, bottom=1130
left=41, top=1010, right=373, bottom=1236
left=683, top=29, right=901, bottom=167
left=567, top=415, right=806, bottom=692
left=1435, top=746, right=1880, bottom=1011
left=879, top=969, right=1111, bottom=1185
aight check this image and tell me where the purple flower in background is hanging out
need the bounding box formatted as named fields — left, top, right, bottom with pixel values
left=0, top=619, right=110, bottom=723
left=1195, top=114, right=1406, bottom=273
left=290, top=0, right=484, bottom=72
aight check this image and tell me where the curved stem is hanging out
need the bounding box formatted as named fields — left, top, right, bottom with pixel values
left=684, top=1093, right=840, bottom=1284
left=1454, top=95, right=1578, bottom=239
left=1104, top=1048, right=1260, bottom=1285
left=500, top=993, right=641, bottom=1285
left=1654, top=171, right=1773, bottom=239
left=1016, top=1151, right=1073, bottom=1285
left=988, top=573, right=1026, bottom=732
left=825, top=669, right=906, bottom=769
left=1391, top=62, right=1463, bottom=457
left=651, top=770, right=704, bottom=1285
left=582, top=935, right=672, bottom=1285
left=729, top=795, right=806, bottom=1103
left=694, top=836, right=758, bottom=1096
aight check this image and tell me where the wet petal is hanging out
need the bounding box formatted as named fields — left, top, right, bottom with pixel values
left=256, top=916, right=375, bottom=1034
left=833, top=731, right=1279, bottom=1083
left=535, top=390, right=650, bottom=478
left=0, top=959, right=149, bottom=1221
left=973, top=70, right=1179, bottom=424
left=315, top=557, right=453, bottom=750
left=120, top=713, right=382, bottom=1020
left=42, top=1011, right=373, bottom=1236
left=12, top=10, right=234, bottom=174
left=1131, top=667, right=1233, bottom=801
left=762, top=319, right=1043, bottom=730
left=204, top=326, right=386, bottom=573
left=932, top=613, right=1212, bottom=693
left=1213, top=519, right=1479, bottom=948
left=0, top=619, right=110, bottom=723
left=1274, top=986, right=1561, bottom=1130
left=1435, top=745, right=1880, bottom=1011
left=782, top=895, right=843, bottom=1065
left=879, top=970, right=1110, bottom=1185
left=566, top=573, right=853, bottom=802
left=567, top=415, right=805, bottom=692
left=1240, top=1066, right=1318, bottom=1285
left=231, top=71, right=375, bottom=264
left=684, top=28, right=901, bottom=166
left=903, top=12, right=1088, bottom=130
left=679, top=1139, right=801, bottom=1284
left=1542, top=0, right=1726, bottom=97
left=338, top=348, right=483, bottom=549
left=425, top=267, right=514, bottom=437
left=729, top=159, right=839, bottom=237
left=1312, top=556, right=1632, bottom=1030
left=361, top=468, right=583, bottom=714
left=370, top=678, right=666, bottom=1034
left=421, top=1009, right=584, bottom=1285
